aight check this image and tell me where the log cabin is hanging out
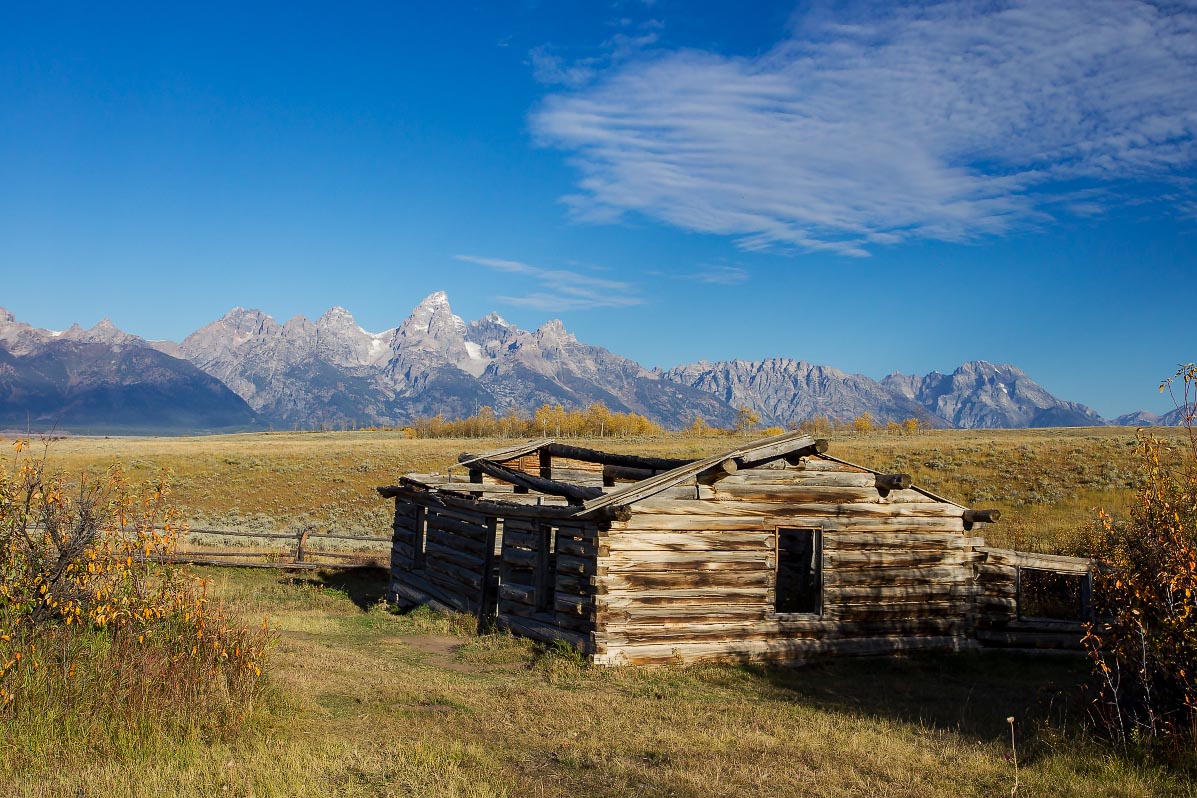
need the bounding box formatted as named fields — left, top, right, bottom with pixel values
left=378, top=430, right=1092, bottom=665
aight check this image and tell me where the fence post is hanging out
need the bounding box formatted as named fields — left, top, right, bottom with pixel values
left=296, top=530, right=311, bottom=563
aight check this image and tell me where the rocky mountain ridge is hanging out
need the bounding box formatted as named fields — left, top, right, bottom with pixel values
left=164, top=292, right=738, bottom=429
left=881, top=361, right=1107, bottom=429
left=0, top=299, right=1179, bottom=433
left=0, top=308, right=258, bottom=433
left=659, top=359, right=946, bottom=428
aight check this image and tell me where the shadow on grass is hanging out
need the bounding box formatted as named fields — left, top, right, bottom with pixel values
left=754, top=651, right=1091, bottom=749
left=279, top=565, right=390, bottom=611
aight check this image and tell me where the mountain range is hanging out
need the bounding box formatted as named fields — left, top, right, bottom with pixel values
left=0, top=309, right=256, bottom=433
left=0, top=295, right=1184, bottom=434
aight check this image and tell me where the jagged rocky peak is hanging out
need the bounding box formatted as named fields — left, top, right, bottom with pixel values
left=316, top=306, right=365, bottom=334
left=281, top=313, right=315, bottom=333
left=465, top=310, right=521, bottom=359
left=214, top=307, right=279, bottom=337
left=0, top=308, right=53, bottom=355
left=467, top=311, right=514, bottom=337
left=535, top=319, right=576, bottom=343
left=57, top=317, right=144, bottom=347
left=880, top=371, right=923, bottom=400
left=399, top=291, right=468, bottom=340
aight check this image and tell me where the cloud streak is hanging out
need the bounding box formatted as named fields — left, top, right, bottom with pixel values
left=531, top=1, right=1197, bottom=255
left=455, top=255, right=644, bottom=311
left=686, top=265, right=749, bottom=285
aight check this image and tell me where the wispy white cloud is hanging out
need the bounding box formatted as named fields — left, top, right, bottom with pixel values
left=531, top=1, right=1197, bottom=255
left=530, top=17, right=661, bottom=88
left=529, top=46, right=600, bottom=88
left=686, top=265, right=749, bottom=285
left=455, top=254, right=644, bottom=311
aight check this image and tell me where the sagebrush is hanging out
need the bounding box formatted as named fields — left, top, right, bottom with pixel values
left=0, top=439, right=273, bottom=771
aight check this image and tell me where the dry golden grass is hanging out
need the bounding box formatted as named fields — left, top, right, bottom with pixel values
left=4, top=565, right=1191, bottom=797
left=4, top=426, right=1189, bottom=795
left=27, top=425, right=1181, bottom=554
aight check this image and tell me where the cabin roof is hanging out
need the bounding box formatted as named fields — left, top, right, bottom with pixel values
left=377, top=430, right=998, bottom=525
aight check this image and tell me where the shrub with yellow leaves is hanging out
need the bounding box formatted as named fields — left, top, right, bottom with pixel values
left=1084, top=363, right=1197, bottom=761
left=0, top=439, right=274, bottom=763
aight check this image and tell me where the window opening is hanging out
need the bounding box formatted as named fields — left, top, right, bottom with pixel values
left=1017, top=567, right=1090, bottom=621
left=536, top=524, right=557, bottom=613
left=776, top=528, right=821, bottom=614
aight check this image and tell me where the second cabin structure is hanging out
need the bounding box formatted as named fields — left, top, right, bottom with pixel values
left=378, top=431, right=1093, bottom=665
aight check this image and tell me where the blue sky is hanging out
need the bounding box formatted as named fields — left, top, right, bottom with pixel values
left=1, top=1, right=1194, bottom=418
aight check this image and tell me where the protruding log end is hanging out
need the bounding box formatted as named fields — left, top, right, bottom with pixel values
left=786, top=440, right=830, bottom=466
left=607, top=505, right=633, bottom=522
left=720, top=458, right=740, bottom=475
left=874, top=473, right=912, bottom=495
left=963, top=509, right=1001, bottom=524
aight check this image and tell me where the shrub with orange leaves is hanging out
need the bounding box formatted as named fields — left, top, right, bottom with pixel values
left=1084, top=364, right=1197, bottom=760
left=0, top=439, right=273, bottom=759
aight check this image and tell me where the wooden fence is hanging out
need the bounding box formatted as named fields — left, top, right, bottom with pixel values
left=160, top=526, right=391, bottom=570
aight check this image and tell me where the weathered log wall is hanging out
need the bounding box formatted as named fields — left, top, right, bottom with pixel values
left=389, top=498, right=499, bottom=616
left=495, top=517, right=600, bottom=649
left=972, top=547, right=1091, bottom=650
left=387, top=486, right=601, bottom=649
left=592, top=457, right=982, bottom=665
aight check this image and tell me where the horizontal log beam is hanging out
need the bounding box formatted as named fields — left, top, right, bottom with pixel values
left=378, top=482, right=629, bottom=522
left=600, top=633, right=974, bottom=667
left=458, top=454, right=603, bottom=504
left=543, top=442, right=694, bottom=471
left=980, top=547, right=1092, bottom=573
left=603, top=464, right=661, bottom=485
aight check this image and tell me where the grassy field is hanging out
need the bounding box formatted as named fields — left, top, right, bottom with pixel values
left=21, top=425, right=1179, bottom=554
left=4, top=564, right=1191, bottom=798
left=2, top=426, right=1193, bottom=796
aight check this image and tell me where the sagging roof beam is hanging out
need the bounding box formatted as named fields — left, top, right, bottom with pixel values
left=458, top=453, right=603, bottom=505
left=378, top=480, right=629, bottom=521
left=583, top=431, right=826, bottom=513
left=603, top=464, right=661, bottom=486
left=740, top=438, right=828, bottom=468
left=541, top=442, right=695, bottom=472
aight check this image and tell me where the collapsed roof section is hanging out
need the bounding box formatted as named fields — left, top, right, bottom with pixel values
left=381, top=430, right=999, bottom=527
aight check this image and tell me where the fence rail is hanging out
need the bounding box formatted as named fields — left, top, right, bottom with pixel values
left=166, top=526, right=391, bottom=570
left=24, top=523, right=393, bottom=570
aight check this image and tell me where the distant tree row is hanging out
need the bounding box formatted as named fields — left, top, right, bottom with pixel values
left=353, top=404, right=934, bottom=439
left=347, top=401, right=933, bottom=440
left=397, top=403, right=666, bottom=439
